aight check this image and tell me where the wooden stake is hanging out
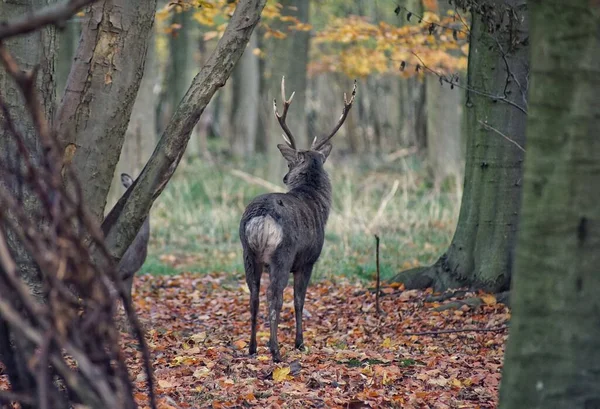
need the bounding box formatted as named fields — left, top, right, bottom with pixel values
left=375, top=235, right=381, bottom=315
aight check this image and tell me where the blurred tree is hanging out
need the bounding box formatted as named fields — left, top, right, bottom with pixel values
left=230, top=32, right=260, bottom=156
left=393, top=0, right=528, bottom=293
left=499, top=2, right=600, bottom=407
left=424, top=0, right=465, bottom=184
left=0, top=2, right=58, bottom=398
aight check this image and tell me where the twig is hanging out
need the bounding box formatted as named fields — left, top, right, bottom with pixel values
left=410, top=52, right=528, bottom=115
left=374, top=235, right=381, bottom=315
left=478, top=120, right=526, bottom=152
left=230, top=169, right=284, bottom=193
left=403, top=326, right=507, bottom=336
left=0, top=0, right=97, bottom=41
left=395, top=6, right=469, bottom=36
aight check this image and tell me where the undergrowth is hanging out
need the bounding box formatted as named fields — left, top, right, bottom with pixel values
left=143, top=152, right=461, bottom=282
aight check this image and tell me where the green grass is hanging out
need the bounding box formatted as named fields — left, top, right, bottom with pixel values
left=142, top=152, right=461, bottom=282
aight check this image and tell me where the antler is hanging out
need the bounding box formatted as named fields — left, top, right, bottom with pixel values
left=311, top=80, right=357, bottom=151
left=273, top=76, right=297, bottom=150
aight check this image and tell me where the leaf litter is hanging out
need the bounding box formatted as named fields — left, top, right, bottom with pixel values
left=118, top=272, right=509, bottom=408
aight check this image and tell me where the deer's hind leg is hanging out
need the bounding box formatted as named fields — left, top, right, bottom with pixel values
left=293, top=264, right=314, bottom=350
left=266, top=254, right=293, bottom=362
left=244, top=250, right=262, bottom=355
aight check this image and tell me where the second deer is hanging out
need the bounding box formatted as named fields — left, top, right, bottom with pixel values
left=239, top=77, right=356, bottom=362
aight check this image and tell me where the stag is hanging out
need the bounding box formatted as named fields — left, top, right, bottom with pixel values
left=239, top=77, right=356, bottom=362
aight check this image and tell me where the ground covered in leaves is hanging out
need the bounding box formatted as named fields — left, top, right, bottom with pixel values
left=123, top=273, right=509, bottom=409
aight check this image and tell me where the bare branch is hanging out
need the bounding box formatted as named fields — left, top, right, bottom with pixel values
left=478, top=120, right=526, bottom=152
left=403, top=326, right=507, bottom=336
left=410, top=52, right=528, bottom=115
left=0, top=0, right=96, bottom=41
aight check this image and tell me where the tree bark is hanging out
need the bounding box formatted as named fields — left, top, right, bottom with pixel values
left=0, top=0, right=57, bottom=299
left=392, top=0, right=528, bottom=293
left=499, top=2, right=600, bottom=408
left=100, top=0, right=267, bottom=269
left=56, top=0, right=157, bottom=222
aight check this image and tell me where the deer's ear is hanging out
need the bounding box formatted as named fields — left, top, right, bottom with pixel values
left=316, top=143, right=332, bottom=163
left=277, top=144, right=298, bottom=163
left=121, top=173, right=134, bottom=189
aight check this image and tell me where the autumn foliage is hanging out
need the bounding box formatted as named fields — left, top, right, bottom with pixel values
left=157, top=0, right=468, bottom=79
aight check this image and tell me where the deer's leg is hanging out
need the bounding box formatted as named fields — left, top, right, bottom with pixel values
left=244, top=251, right=262, bottom=355
left=293, top=264, right=313, bottom=350
left=267, top=261, right=290, bottom=362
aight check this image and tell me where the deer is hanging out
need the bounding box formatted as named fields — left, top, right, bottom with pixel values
left=117, top=173, right=150, bottom=305
left=239, top=77, right=356, bottom=362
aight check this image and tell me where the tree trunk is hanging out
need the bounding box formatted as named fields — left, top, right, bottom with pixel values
left=230, top=32, right=259, bottom=157
left=425, top=0, right=465, bottom=184
left=107, top=31, right=160, bottom=210
left=0, top=0, right=57, bottom=299
left=56, top=0, right=157, bottom=222
left=100, top=0, right=267, bottom=269
left=392, top=0, right=528, bottom=293
left=398, top=0, right=427, bottom=150
left=266, top=0, right=310, bottom=181
left=499, top=2, right=600, bottom=408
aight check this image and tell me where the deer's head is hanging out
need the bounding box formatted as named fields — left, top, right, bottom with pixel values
left=273, top=77, right=356, bottom=188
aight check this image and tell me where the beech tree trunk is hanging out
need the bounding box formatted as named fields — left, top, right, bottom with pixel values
left=392, top=0, right=528, bottom=293
left=56, top=0, right=157, bottom=222
left=0, top=0, right=57, bottom=299
left=499, top=2, right=600, bottom=408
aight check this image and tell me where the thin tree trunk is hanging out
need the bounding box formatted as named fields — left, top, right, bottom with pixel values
left=499, top=2, right=600, bottom=407
left=392, top=0, right=528, bottom=293
left=266, top=0, right=310, bottom=181
left=230, top=32, right=259, bottom=157
left=56, top=0, right=157, bottom=222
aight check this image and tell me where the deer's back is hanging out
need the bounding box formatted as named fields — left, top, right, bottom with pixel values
left=240, top=192, right=329, bottom=268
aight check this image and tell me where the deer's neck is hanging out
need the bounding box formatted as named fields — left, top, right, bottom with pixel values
left=289, top=171, right=332, bottom=217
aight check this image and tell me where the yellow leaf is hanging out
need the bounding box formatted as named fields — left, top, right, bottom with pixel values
left=272, top=366, right=291, bottom=382
left=450, top=378, right=463, bottom=388
left=480, top=293, right=497, bottom=306
left=381, top=337, right=392, bottom=348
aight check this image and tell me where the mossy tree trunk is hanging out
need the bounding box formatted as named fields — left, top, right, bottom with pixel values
left=393, top=0, right=529, bottom=293
left=499, top=2, right=600, bottom=407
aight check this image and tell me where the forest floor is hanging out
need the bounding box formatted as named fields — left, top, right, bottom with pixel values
left=122, top=273, right=509, bottom=409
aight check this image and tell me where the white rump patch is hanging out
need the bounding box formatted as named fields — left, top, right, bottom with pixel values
left=245, top=216, right=283, bottom=263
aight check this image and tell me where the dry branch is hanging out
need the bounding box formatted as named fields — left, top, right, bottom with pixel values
left=402, top=326, right=507, bottom=336
left=0, top=43, right=155, bottom=409
left=0, top=0, right=96, bottom=41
